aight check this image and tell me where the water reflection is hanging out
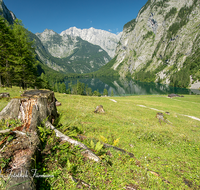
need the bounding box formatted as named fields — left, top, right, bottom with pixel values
left=64, top=77, right=200, bottom=96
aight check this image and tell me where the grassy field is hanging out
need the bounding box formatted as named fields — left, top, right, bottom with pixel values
left=0, top=86, right=200, bottom=189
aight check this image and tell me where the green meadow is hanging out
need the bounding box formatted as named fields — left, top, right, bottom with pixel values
left=0, top=86, right=200, bottom=189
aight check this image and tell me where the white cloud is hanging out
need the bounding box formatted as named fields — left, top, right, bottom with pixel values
left=108, top=29, right=112, bottom=32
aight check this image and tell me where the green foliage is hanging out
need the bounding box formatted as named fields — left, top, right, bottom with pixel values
left=123, top=19, right=136, bottom=32
left=85, top=85, right=93, bottom=96
left=152, top=37, right=163, bottom=58
left=0, top=118, right=22, bottom=130
left=38, top=126, right=52, bottom=144
left=170, top=66, right=190, bottom=88
left=0, top=16, right=41, bottom=89
left=164, top=7, right=177, bottom=20
left=92, top=56, right=120, bottom=77
left=93, top=89, right=101, bottom=97
left=103, top=88, right=108, bottom=96
left=166, top=2, right=197, bottom=40
left=88, top=140, right=103, bottom=153
left=183, top=46, right=200, bottom=81
left=76, top=80, right=85, bottom=95
left=153, top=0, right=169, bottom=9
left=143, top=31, right=155, bottom=40
left=140, top=0, right=151, bottom=15
left=111, top=89, right=114, bottom=97
left=134, top=61, right=167, bottom=83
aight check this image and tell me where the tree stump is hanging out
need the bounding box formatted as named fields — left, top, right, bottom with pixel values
left=0, top=93, right=10, bottom=98
left=0, top=90, right=58, bottom=190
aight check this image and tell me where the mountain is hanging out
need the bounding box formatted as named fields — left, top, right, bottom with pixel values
left=35, top=29, right=111, bottom=73
left=109, top=0, right=200, bottom=88
left=0, top=0, right=16, bottom=24
left=60, top=27, right=122, bottom=58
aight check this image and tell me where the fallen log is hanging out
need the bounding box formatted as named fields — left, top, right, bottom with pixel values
left=45, top=121, right=100, bottom=162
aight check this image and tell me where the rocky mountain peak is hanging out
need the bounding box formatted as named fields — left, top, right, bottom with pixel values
left=60, top=27, right=122, bottom=58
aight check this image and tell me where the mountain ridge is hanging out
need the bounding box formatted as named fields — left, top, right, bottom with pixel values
left=35, top=28, right=111, bottom=73
left=60, top=26, right=122, bottom=58
left=0, top=0, right=16, bottom=24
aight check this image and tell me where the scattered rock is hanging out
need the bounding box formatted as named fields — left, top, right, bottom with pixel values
left=55, top=98, right=61, bottom=106
left=55, top=101, right=61, bottom=106
left=168, top=94, right=184, bottom=98
left=0, top=92, right=10, bottom=98
left=94, top=105, right=105, bottom=113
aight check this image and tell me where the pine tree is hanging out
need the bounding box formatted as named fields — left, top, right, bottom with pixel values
left=0, top=17, right=16, bottom=87
left=111, top=89, right=114, bottom=97
left=77, top=80, right=85, bottom=95
left=12, top=19, right=38, bottom=89
left=103, top=88, right=108, bottom=96
left=60, top=82, right=66, bottom=93
left=53, top=82, right=58, bottom=92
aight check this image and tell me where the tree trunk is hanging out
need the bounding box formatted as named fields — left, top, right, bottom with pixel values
left=0, top=90, right=58, bottom=190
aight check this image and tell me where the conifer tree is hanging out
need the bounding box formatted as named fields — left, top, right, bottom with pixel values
left=60, top=82, right=66, bottom=93
left=0, top=17, right=15, bottom=87
left=103, top=88, right=108, bottom=96
left=12, top=19, right=38, bottom=89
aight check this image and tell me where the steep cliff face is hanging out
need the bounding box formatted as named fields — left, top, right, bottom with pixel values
left=112, top=0, right=200, bottom=87
left=0, top=0, right=16, bottom=24
left=60, top=27, right=122, bottom=58
left=36, top=29, right=79, bottom=58
left=35, top=29, right=111, bottom=73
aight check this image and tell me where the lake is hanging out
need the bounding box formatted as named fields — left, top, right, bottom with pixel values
left=64, top=77, right=200, bottom=96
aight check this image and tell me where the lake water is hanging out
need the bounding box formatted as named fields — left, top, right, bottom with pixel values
left=64, top=77, right=200, bottom=96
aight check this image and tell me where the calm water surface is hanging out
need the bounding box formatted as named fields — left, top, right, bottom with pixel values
left=64, top=77, right=200, bottom=96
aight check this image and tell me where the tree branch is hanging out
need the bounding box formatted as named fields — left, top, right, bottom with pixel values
left=45, top=121, right=100, bottom=162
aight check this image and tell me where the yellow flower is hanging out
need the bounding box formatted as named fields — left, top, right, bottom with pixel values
left=146, top=164, right=149, bottom=166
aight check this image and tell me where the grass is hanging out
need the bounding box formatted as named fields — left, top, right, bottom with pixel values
left=0, top=86, right=200, bottom=189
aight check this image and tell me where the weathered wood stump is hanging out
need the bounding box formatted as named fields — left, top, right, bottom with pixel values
left=94, top=105, right=105, bottom=113
left=0, top=90, right=58, bottom=190
left=0, top=92, right=10, bottom=98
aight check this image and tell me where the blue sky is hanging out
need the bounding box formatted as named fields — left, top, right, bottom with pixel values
left=4, top=0, right=148, bottom=34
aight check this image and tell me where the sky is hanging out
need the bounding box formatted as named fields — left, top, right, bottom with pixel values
left=4, top=0, right=148, bottom=34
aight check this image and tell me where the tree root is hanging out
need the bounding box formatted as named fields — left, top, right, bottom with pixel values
left=103, top=143, right=134, bottom=158
left=69, top=174, right=95, bottom=189
left=45, top=121, right=100, bottom=162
